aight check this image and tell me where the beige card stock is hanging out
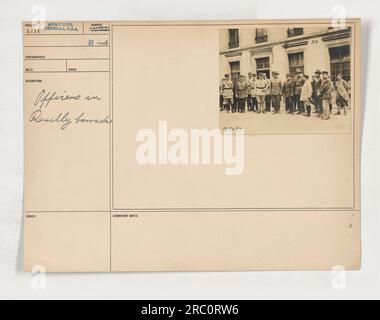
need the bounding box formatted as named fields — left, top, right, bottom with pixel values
left=23, top=20, right=361, bottom=272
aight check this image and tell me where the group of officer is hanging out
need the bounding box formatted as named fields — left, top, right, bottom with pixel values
left=219, top=68, right=351, bottom=120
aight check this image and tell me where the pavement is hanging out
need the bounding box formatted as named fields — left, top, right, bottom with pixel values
left=219, top=105, right=352, bottom=135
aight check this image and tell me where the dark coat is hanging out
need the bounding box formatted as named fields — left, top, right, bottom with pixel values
left=294, top=77, right=305, bottom=95
left=282, top=80, right=295, bottom=97
left=235, top=79, right=248, bottom=99
left=318, top=79, right=332, bottom=100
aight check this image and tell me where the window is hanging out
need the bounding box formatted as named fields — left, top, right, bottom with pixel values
left=255, top=28, right=268, bottom=44
left=287, top=28, right=304, bottom=37
left=288, top=52, right=304, bottom=76
left=228, top=29, right=239, bottom=48
left=256, top=57, right=270, bottom=78
left=229, top=61, right=240, bottom=80
left=329, top=45, right=351, bottom=82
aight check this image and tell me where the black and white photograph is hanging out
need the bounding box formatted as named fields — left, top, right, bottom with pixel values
left=219, top=24, right=354, bottom=134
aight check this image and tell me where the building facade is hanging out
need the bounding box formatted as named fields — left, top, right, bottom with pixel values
left=219, top=26, right=352, bottom=83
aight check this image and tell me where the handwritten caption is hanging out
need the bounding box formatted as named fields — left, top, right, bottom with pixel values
left=29, top=89, right=112, bottom=130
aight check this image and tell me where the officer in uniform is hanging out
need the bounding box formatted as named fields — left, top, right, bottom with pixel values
left=235, top=74, right=248, bottom=113
left=328, top=75, right=335, bottom=113
left=294, top=68, right=305, bottom=114
left=270, top=71, right=282, bottom=114
left=246, top=73, right=254, bottom=111
left=232, top=75, right=238, bottom=113
left=317, top=71, right=332, bottom=120
left=263, top=73, right=271, bottom=112
left=220, top=74, right=234, bottom=112
left=300, top=75, right=313, bottom=117
left=282, top=73, right=295, bottom=114
left=311, top=74, right=317, bottom=113
left=251, top=74, right=258, bottom=112
left=335, top=73, right=350, bottom=115
left=313, top=69, right=323, bottom=115
left=255, top=73, right=268, bottom=113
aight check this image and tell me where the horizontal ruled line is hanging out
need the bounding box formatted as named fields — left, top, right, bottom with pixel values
left=24, top=71, right=109, bottom=73
left=24, top=209, right=360, bottom=213
left=24, top=58, right=109, bottom=60
left=24, top=45, right=109, bottom=48
left=24, top=33, right=109, bottom=36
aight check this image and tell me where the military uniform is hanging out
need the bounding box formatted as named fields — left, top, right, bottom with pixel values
left=335, top=78, right=350, bottom=114
left=294, top=75, right=305, bottom=114
left=313, top=70, right=323, bottom=115
left=311, top=79, right=317, bottom=112
left=232, top=78, right=238, bottom=112
left=255, top=77, right=268, bottom=113
left=300, top=78, right=313, bottom=117
left=318, top=76, right=332, bottom=120
left=220, top=78, right=234, bottom=111
left=250, top=77, right=258, bottom=112
left=264, top=76, right=271, bottom=112
left=328, top=79, right=335, bottom=113
left=270, top=74, right=282, bottom=114
left=282, top=77, right=295, bottom=114
left=235, top=76, right=248, bottom=113
left=246, top=77, right=254, bottom=111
